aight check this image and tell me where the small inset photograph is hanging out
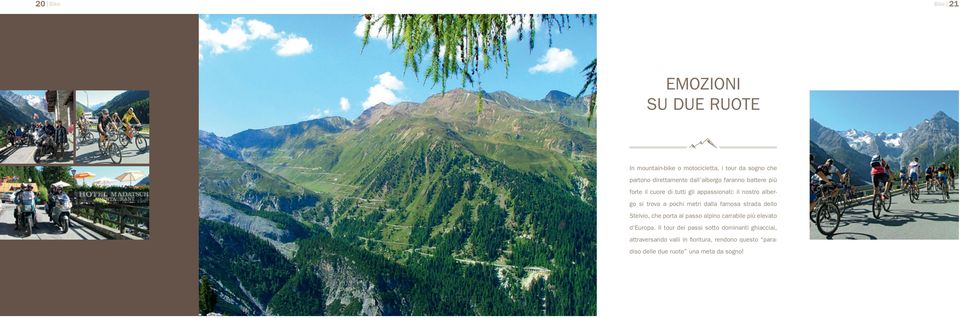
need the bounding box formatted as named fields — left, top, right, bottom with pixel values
left=0, top=90, right=76, bottom=164
left=810, top=90, right=959, bottom=240
left=0, top=165, right=149, bottom=240
left=75, top=90, right=150, bottom=165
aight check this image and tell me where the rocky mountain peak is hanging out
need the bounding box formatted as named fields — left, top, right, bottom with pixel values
left=543, top=90, right=572, bottom=103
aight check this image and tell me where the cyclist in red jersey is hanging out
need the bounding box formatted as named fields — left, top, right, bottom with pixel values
left=870, top=155, right=892, bottom=200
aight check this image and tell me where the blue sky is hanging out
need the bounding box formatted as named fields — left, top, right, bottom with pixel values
left=11, top=90, right=44, bottom=97
left=13, top=90, right=47, bottom=99
left=77, top=90, right=125, bottom=107
left=10, top=90, right=123, bottom=108
left=811, top=90, right=959, bottom=133
left=199, top=15, right=597, bottom=136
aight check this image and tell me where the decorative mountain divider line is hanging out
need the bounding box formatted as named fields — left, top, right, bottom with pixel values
left=71, top=203, right=149, bottom=240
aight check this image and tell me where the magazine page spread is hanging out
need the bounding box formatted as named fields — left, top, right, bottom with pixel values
left=0, top=0, right=957, bottom=317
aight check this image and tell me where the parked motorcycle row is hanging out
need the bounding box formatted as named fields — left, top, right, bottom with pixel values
left=11, top=185, right=72, bottom=237
left=4, top=122, right=71, bottom=163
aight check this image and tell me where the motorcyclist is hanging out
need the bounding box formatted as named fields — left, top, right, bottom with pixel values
left=15, top=184, right=37, bottom=229
left=42, top=121, right=55, bottom=146
left=54, top=120, right=69, bottom=151
left=13, top=184, right=24, bottom=231
left=48, top=186, right=72, bottom=224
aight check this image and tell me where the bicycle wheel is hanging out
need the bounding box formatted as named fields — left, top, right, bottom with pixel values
left=872, top=195, right=882, bottom=219
left=883, top=189, right=892, bottom=212
left=135, top=134, right=148, bottom=152
left=108, top=142, right=123, bottom=164
left=816, top=203, right=841, bottom=235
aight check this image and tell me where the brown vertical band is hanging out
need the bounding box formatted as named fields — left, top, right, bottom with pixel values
left=0, top=14, right=198, bottom=315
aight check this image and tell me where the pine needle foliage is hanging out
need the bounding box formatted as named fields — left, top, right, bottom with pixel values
left=361, top=14, right=596, bottom=116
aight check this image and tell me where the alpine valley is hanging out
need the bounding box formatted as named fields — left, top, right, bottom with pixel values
left=199, top=89, right=597, bottom=315
left=0, top=90, right=50, bottom=129
left=810, top=111, right=959, bottom=185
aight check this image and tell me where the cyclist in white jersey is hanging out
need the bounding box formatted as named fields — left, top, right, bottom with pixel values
left=908, top=157, right=921, bottom=193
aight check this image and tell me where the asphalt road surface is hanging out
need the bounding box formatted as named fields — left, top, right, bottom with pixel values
left=0, top=202, right=106, bottom=240
left=74, top=130, right=150, bottom=164
left=811, top=188, right=959, bottom=240
left=0, top=141, right=74, bottom=164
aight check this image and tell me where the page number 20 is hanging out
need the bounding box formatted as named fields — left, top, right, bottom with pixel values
left=35, top=0, right=45, bottom=7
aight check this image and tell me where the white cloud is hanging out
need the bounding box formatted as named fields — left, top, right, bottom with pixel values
left=199, top=18, right=253, bottom=55
left=339, top=97, right=351, bottom=111
left=506, top=15, right=540, bottom=42
left=529, top=48, right=577, bottom=73
left=354, top=15, right=390, bottom=42
left=199, top=17, right=312, bottom=60
left=306, top=108, right=332, bottom=120
left=274, top=36, right=313, bottom=56
left=362, top=72, right=405, bottom=108
left=246, top=19, right=280, bottom=40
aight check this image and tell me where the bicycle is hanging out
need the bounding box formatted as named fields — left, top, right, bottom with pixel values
left=78, top=125, right=94, bottom=143
left=98, top=130, right=123, bottom=164
left=908, top=181, right=920, bottom=203
left=812, top=185, right=842, bottom=235
left=131, top=124, right=149, bottom=152
left=872, top=185, right=891, bottom=219
left=941, top=178, right=950, bottom=201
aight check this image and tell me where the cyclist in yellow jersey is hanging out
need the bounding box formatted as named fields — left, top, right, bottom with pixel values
left=937, top=163, right=948, bottom=188
left=122, top=107, right=142, bottom=140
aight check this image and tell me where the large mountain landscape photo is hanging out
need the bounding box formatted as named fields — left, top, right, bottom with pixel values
left=199, top=89, right=596, bottom=315
left=198, top=14, right=597, bottom=316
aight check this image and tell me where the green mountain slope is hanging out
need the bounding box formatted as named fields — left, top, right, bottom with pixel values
left=930, top=145, right=960, bottom=169
left=199, top=89, right=596, bottom=315
left=100, top=90, right=150, bottom=123
left=0, top=96, right=33, bottom=130
left=199, top=143, right=330, bottom=217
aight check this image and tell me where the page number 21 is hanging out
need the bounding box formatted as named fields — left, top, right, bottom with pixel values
left=950, top=1, right=959, bottom=7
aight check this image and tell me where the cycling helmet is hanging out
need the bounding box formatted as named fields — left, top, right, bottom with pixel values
left=826, top=158, right=834, bottom=164
left=871, top=155, right=881, bottom=162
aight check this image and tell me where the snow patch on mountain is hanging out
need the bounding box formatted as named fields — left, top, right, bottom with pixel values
left=23, top=95, right=44, bottom=108
left=883, top=133, right=902, bottom=147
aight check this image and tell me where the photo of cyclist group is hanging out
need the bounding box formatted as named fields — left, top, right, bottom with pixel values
left=0, top=90, right=76, bottom=164
left=74, top=90, right=150, bottom=164
left=809, top=90, right=959, bottom=240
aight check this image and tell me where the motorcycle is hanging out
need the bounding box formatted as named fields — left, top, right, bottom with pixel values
left=33, top=135, right=64, bottom=163
left=48, top=197, right=72, bottom=234
left=17, top=202, right=36, bottom=237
